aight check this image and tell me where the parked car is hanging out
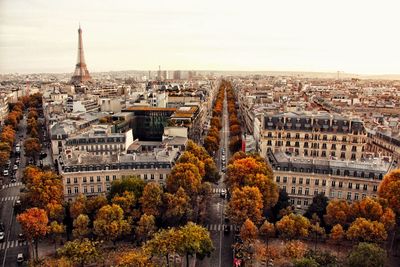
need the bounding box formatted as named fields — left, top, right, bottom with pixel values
left=220, top=190, right=226, bottom=199
left=18, top=233, right=25, bottom=242
left=13, top=164, right=18, bottom=171
left=0, top=232, right=4, bottom=242
left=224, top=225, right=230, bottom=234
left=11, top=177, right=16, bottom=183
left=17, top=253, right=24, bottom=264
left=3, top=169, right=8, bottom=176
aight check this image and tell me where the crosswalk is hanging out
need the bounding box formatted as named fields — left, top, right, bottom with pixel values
left=0, top=240, right=28, bottom=250
left=211, top=188, right=226, bottom=194
left=0, top=196, right=19, bottom=202
left=205, top=224, right=236, bottom=232
left=1, top=182, right=22, bottom=189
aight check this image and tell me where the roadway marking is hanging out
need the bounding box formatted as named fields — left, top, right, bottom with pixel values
left=1, top=182, right=22, bottom=189
left=211, top=188, right=226, bottom=194
left=0, top=196, right=19, bottom=202
left=0, top=240, right=27, bottom=251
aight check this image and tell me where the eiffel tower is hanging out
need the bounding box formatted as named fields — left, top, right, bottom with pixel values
left=71, top=25, right=92, bottom=84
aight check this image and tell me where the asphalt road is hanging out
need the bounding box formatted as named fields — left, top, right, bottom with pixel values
left=0, top=115, right=29, bottom=267
left=197, top=88, right=233, bottom=267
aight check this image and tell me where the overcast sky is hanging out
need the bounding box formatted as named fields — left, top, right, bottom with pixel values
left=1, top=0, right=400, bottom=74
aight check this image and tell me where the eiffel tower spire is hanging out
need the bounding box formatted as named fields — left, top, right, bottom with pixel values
left=71, top=25, right=92, bottom=84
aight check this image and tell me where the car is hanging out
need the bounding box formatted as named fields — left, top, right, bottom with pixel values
left=3, top=169, right=8, bottom=176
left=0, top=222, right=4, bottom=232
left=13, top=164, right=18, bottom=171
left=224, top=215, right=230, bottom=223
left=224, top=225, right=230, bottom=234
left=11, top=178, right=16, bottom=183
left=0, top=232, right=4, bottom=242
left=220, top=191, right=226, bottom=198
left=17, top=253, right=24, bottom=263
left=18, top=233, right=25, bottom=242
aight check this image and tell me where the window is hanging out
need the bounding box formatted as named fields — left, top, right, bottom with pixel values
left=322, top=143, right=327, bottom=149
left=90, top=176, right=94, bottom=182
left=97, top=176, right=101, bottom=182
left=291, top=187, right=296, bottom=194
left=340, top=152, right=346, bottom=159
left=90, top=186, right=94, bottom=193
left=363, top=184, right=368, bottom=191
left=283, top=177, right=287, bottom=183
left=348, top=182, right=352, bottom=189
left=83, top=186, right=87, bottom=193
left=304, top=142, right=309, bottom=148
left=331, top=144, right=336, bottom=150
left=74, top=177, right=78, bottom=184
left=305, top=188, right=309, bottom=195
left=373, top=185, right=378, bottom=192
left=113, top=175, right=117, bottom=180
left=356, top=184, right=360, bottom=190
left=267, top=140, right=272, bottom=146
left=304, top=200, right=309, bottom=206
left=330, top=190, right=335, bottom=198
left=74, top=187, right=79, bottom=194
left=292, top=177, right=296, bottom=184
left=106, top=185, right=111, bottom=192
left=354, top=193, right=359, bottom=200
left=151, top=174, right=154, bottom=180
left=347, top=192, right=352, bottom=200
left=295, top=133, right=300, bottom=139
left=160, top=174, right=164, bottom=179
left=286, top=141, right=291, bottom=146
left=144, top=174, right=148, bottom=179
left=322, top=180, right=326, bottom=186
left=331, top=181, right=336, bottom=187
left=106, top=175, right=110, bottom=182
left=83, top=177, right=87, bottom=183
left=339, top=181, right=343, bottom=188
left=299, top=178, right=303, bottom=184
left=306, top=178, right=310, bottom=185
left=362, top=193, right=366, bottom=199
left=97, top=185, right=102, bottom=192
left=67, top=187, right=72, bottom=194
left=314, top=189, right=319, bottom=195
left=297, top=200, right=302, bottom=205
left=298, top=187, right=302, bottom=195
left=276, top=176, right=281, bottom=183
left=67, top=178, right=71, bottom=184
left=338, top=191, right=342, bottom=199
left=315, top=179, right=319, bottom=186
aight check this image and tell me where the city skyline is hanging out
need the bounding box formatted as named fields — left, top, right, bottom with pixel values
left=1, top=0, right=400, bottom=74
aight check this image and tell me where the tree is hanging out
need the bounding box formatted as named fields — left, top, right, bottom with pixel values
left=276, top=213, right=311, bottom=240
left=145, top=228, right=180, bottom=267
left=85, top=195, right=108, bottom=220
left=109, top=176, right=145, bottom=200
left=114, top=248, right=154, bottom=267
left=177, top=151, right=206, bottom=177
left=310, top=222, right=325, bottom=251
left=329, top=224, right=345, bottom=253
left=247, top=173, right=279, bottom=210
left=166, top=163, right=202, bottom=196
left=177, top=222, right=214, bottom=267
left=204, top=135, right=219, bottom=155
left=259, top=220, right=275, bottom=251
left=380, top=207, right=396, bottom=231
left=69, top=194, right=87, bottom=219
left=203, top=157, right=220, bottom=183
left=185, top=140, right=210, bottom=161
left=49, top=221, right=65, bottom=251
left=283, top=240, right=308, bottom=259
left=24, top=137, right=41, bottom=158
left=135, top=214, right=157, bottom=243
left=240, top=219, right=258, bottom=243
left=73, top=214, right=91, bottom=239
left=324, top=199, right=350, bottom=226
left=347, top=242, right=386, bottom=267
left=228, top=186, right=264, bottom=225
left=346, top=218, right=387, bottom=243
left=17, top=208, right=49, bottom=260
left=270, top=189, right=291, bottom=222
left=93, top=204, right=131, bottom=245
left=57, top=238, right=101, bottom=267
left=378, top=169, right=400, bottom=215
left=140, top=182, right=163, bottom=218
left=0, top=125, right=16, bottom=146
left=349, top=197, right=384, bottom=222
left=228, top=135, right=242, bottom=153
left=163, top=187, right=192, bottom=225
left=111, top=190, right=137, bottom=217
left=226, top=157, right=270, bottom=189
left=293, top=257, right=319, bottom=267
left=304, top=193, right=328, bottom=226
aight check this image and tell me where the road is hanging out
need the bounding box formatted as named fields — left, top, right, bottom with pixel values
left=0, top=115, right=29, bottom=267
left=197, top=86, right=233, bottom=267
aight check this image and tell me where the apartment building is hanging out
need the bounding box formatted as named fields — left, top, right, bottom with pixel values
left=260, top=111, right=367, bottom=161
left=267, top=150, right=395, bottom=211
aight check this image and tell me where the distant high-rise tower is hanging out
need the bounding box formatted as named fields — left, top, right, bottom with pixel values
left=71, top=25, right=92, bottom=84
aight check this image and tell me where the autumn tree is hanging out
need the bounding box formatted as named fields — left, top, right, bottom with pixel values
left=24, top=137, right=41, bottom=158
left=166, top=163, right=202, bottom=196
left=109, top=176, right=145, bottom=200
left=310, top=222, right=325, bottom=251
left=185, top=140, right=210, bottom=161
left=135, top=214, right=157, bottom=243
left=240, top=219, right=258, bottom=243
left=324, top=199, right=351, bottom=226
left=145, top=228, right=180, bottom=267
left=228, top=186, right=264, bottom=225
left=57, top=238, right=101, bottom=267
left=226, top=156, right=270, bottom=189
left=111, top=190, right=137, bottom=218
left=346, top=218, right=387, bottom=243
left=0, top=125, right=16, bottom=146
left=347, top=242, right=386, bottom=267
left=69, top=194, right=87, bottom=219
left=73, top=214, right=91, bottom=239
left=163, top=187, right=192, bottom=225
left=49, top=221, right=65, bottom=250
left=204, top=135, right=219, bottom=155
left=259, top=219, right=275, bottom=251
left=378, top=169, right=400, bottom=215
left=85, top=195, right=108, bottom=220
left=177, top=222, right=214, bottom=267
left=177, top=151, right=205, bottom=178
left=140, top=182, right=163, bottom=218
left=93, top=204, right=131, bottom=245
left=203, top=157, right=220, bottom=183
left=114, top=248, right=154, bottom=267
left=329, top=224, right=345, bottom=253
left=17, top=208, right=49, bottom=260
left=276, top=213, right=311, bottom=240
